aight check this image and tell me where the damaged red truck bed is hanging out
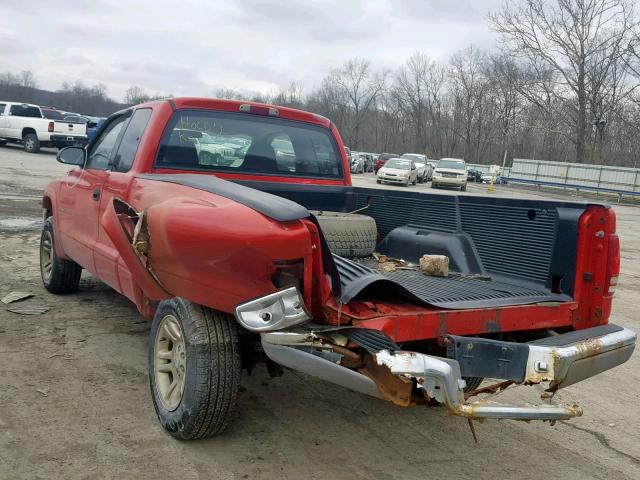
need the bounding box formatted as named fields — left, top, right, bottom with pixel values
left=41, top=97, right=635, bottom=440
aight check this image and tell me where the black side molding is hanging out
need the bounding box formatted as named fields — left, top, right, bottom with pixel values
left=136, top=173, right=310, bottom=222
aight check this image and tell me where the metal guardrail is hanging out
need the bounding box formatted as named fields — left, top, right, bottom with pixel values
left=506, top=158, right=640, bottom=204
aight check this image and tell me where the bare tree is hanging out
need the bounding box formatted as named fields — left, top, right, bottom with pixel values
left=491, top=0, right=639, bottom=163
left=330, top=58, right=388, bottom=149
left=448, top=46, right=493, bottom=162
left=272, top=82, right=305, bottom=108
left=394, top=52, right=446, bottom=153
left=18, top=70, right=37, bottom=89
left=124, top=85, right=151, bottom=105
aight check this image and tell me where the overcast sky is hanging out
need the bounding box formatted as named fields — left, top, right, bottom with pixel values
left=0, top=0, right=503, bottom=101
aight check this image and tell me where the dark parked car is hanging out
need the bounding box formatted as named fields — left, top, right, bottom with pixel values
left=374, top=152, right=398, bottom=173
left=467, top=169, right=483, bottom=182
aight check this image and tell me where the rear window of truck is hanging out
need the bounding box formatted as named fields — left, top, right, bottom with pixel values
left=9, top=104, right=41, bottom=118
left=155, top=110, right=343, bottom=179
left=42, top=109, right=64, bottom=120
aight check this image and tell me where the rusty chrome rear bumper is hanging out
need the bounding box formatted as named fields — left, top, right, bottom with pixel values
left=260, top=324, right=635, bottom=422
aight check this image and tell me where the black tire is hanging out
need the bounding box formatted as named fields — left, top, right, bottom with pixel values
left=149, top=298, right=241, bottom=440
left=313, top=211, right=377, bottom=258
left=376, top=179, right=381, bottom=184
left=431, top=182, right=437, bottom=189
left=463, top=376, right=483, bottom=393
left=23, top=133, right=40, bottom=153
left=461, top=184, right=467, bottom=192
left=0, top=140, right=7, bottom=146
left=40, top=217, right=82, bottom=294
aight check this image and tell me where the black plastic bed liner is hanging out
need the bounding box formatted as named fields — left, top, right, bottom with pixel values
left=333, top=255, right=571, bottom=309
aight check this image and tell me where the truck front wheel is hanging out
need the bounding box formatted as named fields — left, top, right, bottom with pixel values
left=40, top=217, right=82, bottom=293
left=149, top=298, right=241, bottom=440
left=23, top=133, right=40, bottom=153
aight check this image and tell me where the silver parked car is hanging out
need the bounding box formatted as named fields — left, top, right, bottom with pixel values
left=377, top=157, right=419, bottom=186
left=350, top=155, right=365, bottom=174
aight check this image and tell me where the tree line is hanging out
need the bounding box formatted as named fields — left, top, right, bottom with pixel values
left=2, top=0, right=639, bottom=166
left=225, top=0, right=640, bottom=167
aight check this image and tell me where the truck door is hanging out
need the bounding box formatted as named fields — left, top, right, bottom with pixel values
left=0, top=103, right=7, bottom=137
left=57, top=114, right=129, bottom=274
left=94, top=108, right=152, bottom=296
left=5, top=104, right=22, bottom=139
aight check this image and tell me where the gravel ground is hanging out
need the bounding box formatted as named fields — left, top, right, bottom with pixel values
left=1, top=145, right=639, bottom=480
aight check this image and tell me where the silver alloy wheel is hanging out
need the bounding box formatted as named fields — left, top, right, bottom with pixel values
left=40, top=230, right=53, bottom=282
left=25, top=138, right=34, bottom=150
left=154, top=314, right=187, bottom=411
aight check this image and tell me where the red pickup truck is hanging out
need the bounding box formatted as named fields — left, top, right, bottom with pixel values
left=42, top=97, right=635, bottom=440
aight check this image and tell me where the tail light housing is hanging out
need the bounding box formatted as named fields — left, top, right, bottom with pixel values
left=47, top=121, right=54, bottom=132
left=607, top=233, right=620, bottom=295
left=272, top=259, right=304, bottom=291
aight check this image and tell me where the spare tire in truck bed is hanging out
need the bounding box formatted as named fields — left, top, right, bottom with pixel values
left=313, top=211, right=377, bottom=258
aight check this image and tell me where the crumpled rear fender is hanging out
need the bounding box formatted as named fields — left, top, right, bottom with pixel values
left=103, top=192, right=316, bottom=315
left=101, top=198, right=171, bottom=302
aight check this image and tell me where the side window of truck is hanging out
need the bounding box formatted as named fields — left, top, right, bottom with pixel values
left=86, top=116, right=128, bottom=170
left=0, top=103, right=5, bottom=115
left=113, top=108, right=152, bottom=172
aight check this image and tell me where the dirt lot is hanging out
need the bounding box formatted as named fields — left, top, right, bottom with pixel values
left=1, top=145, right=639, bottom=480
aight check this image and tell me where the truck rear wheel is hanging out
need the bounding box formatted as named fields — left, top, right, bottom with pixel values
left=149, top=298, right=241, bottom=440
left=40, top=217, right=82, bottom=294
left=23, top=133, right=40, bottom=153
left=313, top=211, right=377, bottom=258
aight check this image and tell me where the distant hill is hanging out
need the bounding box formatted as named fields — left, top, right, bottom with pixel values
left=0, top=83, right=126, bottom=117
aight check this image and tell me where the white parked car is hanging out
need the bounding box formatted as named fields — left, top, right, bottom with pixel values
left=401, top=153, right=432, bottom=182
left=377, top=157, right=418, bottom=186
left=431, top=158, right=468, bottom=191
left=0, top=101, right=88, bottom=153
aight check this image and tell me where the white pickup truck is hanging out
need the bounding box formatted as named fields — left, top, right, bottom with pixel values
left=0, top=101, right=88, bottom=153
